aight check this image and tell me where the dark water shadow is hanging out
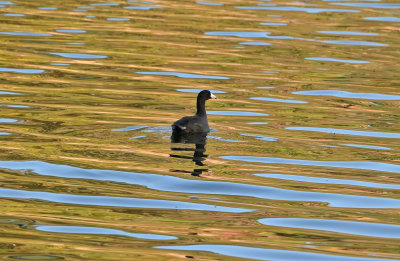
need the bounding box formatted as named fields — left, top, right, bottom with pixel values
left=170, top=131, right=209, bottom=177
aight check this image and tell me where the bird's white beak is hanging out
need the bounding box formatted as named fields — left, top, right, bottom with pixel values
left=210, top=93, right=217, bottom=99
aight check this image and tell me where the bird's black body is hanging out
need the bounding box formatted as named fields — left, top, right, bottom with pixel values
left=172, top=90, right=216, bottom=134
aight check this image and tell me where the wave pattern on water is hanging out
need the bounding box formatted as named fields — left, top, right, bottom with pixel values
left=155, top=244, right=391, bottom=261
left=1, top=161, right=400, bottom=208
left=221, top=156, right=400, bottom=174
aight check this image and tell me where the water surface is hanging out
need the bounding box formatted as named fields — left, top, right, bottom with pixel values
left=255, top=174, right=400, bottom=190
left=0, top=68, right=45, bottom=74
left=364, top=17, right=400, bottom=22
left=235, top=6, right=360, bottom=13
left=222, top=156, right=400, bottom=174
left=293, top=90, right=400, bottom=100
left=305, top=57, right=370, bottom=64
left=0, top=0, right=399, bottom=259
left=286, top=126, right=400, bottom=138
left=251, top=97, right=308, bottom=104
left=36, top=225, right=177, bottom=240
left=0, top=187, right=249, bottom=213
left=258, top=218, right=400, bottom=238
left=155, top=244, right=390, bottom=261
left=136, top=71, right=229, bottom=79
left=49, top=52, right=107, bottom=59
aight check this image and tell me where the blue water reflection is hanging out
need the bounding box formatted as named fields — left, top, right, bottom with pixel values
left=49, top=52, right=107, bottom=59
left=240, top=42, right=272, bottom=46
left=240, top=134, right=277, bottom=141
left=0, top=68, right=45, bottom=74
left=2, top=104, right=30, bottom=108
left=3, top=13, right=24, bottom=17
left=221, top=156, right=400, bottom=174
left=50, top=63, right=70, bottom=66
left=317, top=31, right=378, bottom=36
left=91, top=3, right=119, bottom=6
left=321, top=40, right=387, bottom=46
left=0, top=32, right=52, bottom=36
left=112, top=125, right=147, bottom=131
left=0, top=91, right=20, bottom=95
left=293, top=90, right=400, bottom=100
left=107, top=18, right=130, bottom=21
left=342, top=143, right=390, bottom=150
left=255, top=173, right=400, bottom=190
left=305, top=57, right=370, bottom=64
left=208, top=136, right=245, bottom=143
left=136, top=71, right=229, bottom=79
left=331, top=3, right=400, bottom=9
left=0, top=187, right=250, bottom=213
left=258, top=218, right=400, bottom=238
left=128, top=0, right=157, bottom=3
left=286, top=126, right=400, bottom=138
left=196, top=1, right=223, bottom=6
left=36, top=225, right=177, bottom=240
left=235, top=6, right=359, bottom=13
left=38, top=7, right=57, bottom=10
left=56, top=29, right=86, bottom=33
left=257, top=86, right=275, bottom=89
left=1, top=161, right=400, bottom=208
left=260, top=22, right=287, bottom=26
left=176, top=88, right=227, bottom=94
left=124, top=6, right=163, bottom=10
left=364, top=17, right=400, bottom=22
left=208, top=111, right=268, bottom=116
left=0, top=118, right=18, bottom=123
left=0, top=132, right=11, bottom=135
left=205, top=31, right=271, bottom=38
left=155, top=244, right=390, bottom=261
left=247, top=122, right=269, bottom=125
left=250, top=97, right=308, bottom=104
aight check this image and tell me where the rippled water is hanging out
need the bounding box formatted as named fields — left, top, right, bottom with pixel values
left=0, top=0, right=400, bottom=260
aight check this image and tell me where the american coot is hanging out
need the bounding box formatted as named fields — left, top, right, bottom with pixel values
left=172, top=90, right=217, bottom=133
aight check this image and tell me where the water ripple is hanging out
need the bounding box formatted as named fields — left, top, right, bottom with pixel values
left=0, top=187, right=250, bottom=213
left=251, top=97, right=308, bottom=104
left=305, top=57, right=370, bottom=64
left=286, top=126, right=400, bottom=138
left=364, top=17, right=400, bottom=22
left=155, top=244, right=390, bottom=261
left=331, top=3, right=400, bottom=9
left=208, top=111, right=268, bottom=116
left=317, top=30, right=378, bottom=36
left=196, top=1, right=223, bottom=6
left=1, top=161, right=400, bottom=208
left=342, top=143, right=390, bottom=150
left=258, top=218, right=400, bottom=238
left=293, top=90, right=400, bottom=100
left=255, top=174, right=400, bottom=190
left=0, top=32, right=52, bottom=36
left=321, top=40, right=387, bottom=46
left=235, top=6, right=360, bottom=13
left=36, top=225, right=177, bottom=240
left=136, top=71, right=229, bottom=79
left=49, top=52, right=107, bottom=59
left=0, top=68, right=45, bottom=74
left=221, top=156, right=400, bottom=174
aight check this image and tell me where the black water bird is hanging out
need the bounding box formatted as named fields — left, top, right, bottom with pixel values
left=172, top=90, right=217, bottom=134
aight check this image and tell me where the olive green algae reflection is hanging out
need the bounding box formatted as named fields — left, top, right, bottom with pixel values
left=0, top=0, right=400, bottom=260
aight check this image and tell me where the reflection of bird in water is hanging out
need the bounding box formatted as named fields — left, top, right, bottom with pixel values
left=172, top=90, right=217, bottom=134
left=170, top=90, right=217, bottom=176
left=170, top=132, right=209, bottom=176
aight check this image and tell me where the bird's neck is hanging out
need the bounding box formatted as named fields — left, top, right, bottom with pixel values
left=196, top=97, right=207, bottom=116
